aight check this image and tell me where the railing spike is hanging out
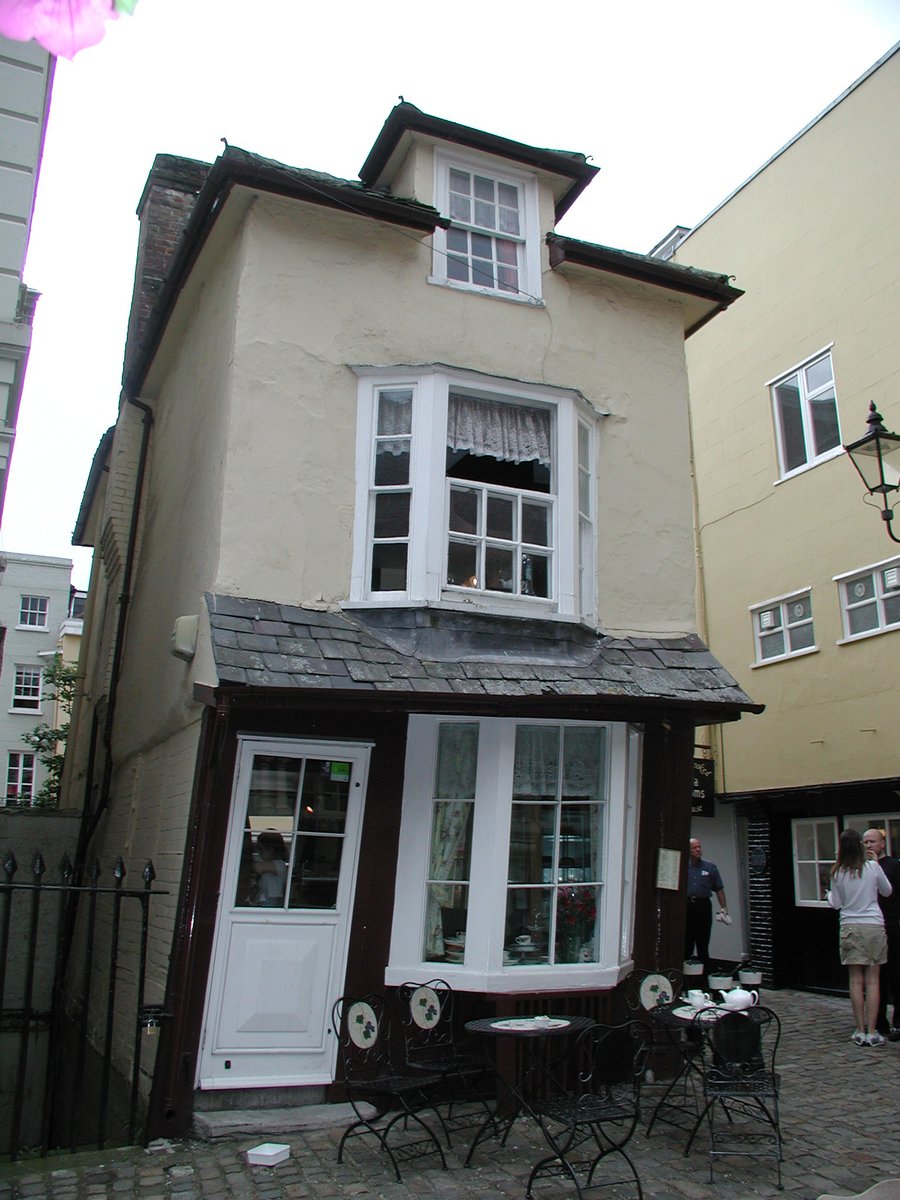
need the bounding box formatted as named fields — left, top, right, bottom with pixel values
left=113, top=856, right=126, bottom=883
left=59, top=853, right=74, bottom=883
left=3, top=848, right=16, bottom=879
left=142, top=861, right=156, bottom=886
left=89, top=859, right=102, bottom=882
left=31, top=853, right=46, bottom=879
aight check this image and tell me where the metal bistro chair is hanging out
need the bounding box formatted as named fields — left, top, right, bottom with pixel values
left=331, top=993, right=447, bottom=1181
left=684, top=1005, right=783, bottom=1188
left=526, top=1020, right=651, bottom=1200
left=395, top=979, right=495, bottom=1144
left=623, top=968, right=683, bottom=1095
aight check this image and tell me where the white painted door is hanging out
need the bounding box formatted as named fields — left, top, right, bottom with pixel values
left=198, top=737, right=370, bottom=1089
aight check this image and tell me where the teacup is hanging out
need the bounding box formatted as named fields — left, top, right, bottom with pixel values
left=515, top=934, right=533, bottom=946
left=687, top=989, right=711, bottom=1008
left=533, top=1014, right=552, bottom=1027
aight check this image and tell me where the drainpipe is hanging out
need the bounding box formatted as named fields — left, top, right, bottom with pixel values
left=81, top=394, right=154, bottom=851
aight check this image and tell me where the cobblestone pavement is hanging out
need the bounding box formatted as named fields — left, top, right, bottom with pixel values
left=1, top=989, right=898, bottom=1200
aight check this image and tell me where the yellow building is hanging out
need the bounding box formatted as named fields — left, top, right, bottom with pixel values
left=672, top=43, right=900, bottom=991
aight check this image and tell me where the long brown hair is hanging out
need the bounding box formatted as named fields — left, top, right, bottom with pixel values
left=831, top=828, right=865, bottom=877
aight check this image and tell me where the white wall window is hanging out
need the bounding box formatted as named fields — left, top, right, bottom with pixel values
left=12, top=666, right=42, bottom=712
left=351, top=367, right=597, bottom=622
left=18, top=595, right=49, bottom=629
left=386, top=716, right=641, bottom=993
left=750, top=590, right=815, bottom=664
left=836, top=557, right=900, bottom=641
left=770, top=349, right=841, bottom=477
left=792, top=818, right=838, bottom=906
left=6, top=751, right=34, bottom=802
left=431, top=151, right=542, bottom=303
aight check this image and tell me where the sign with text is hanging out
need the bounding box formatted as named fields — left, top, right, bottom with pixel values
left=691, top=758, right=715, bottom=817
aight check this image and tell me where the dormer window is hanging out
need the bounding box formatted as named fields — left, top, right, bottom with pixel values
left=432, top=151, right=542, bottom=303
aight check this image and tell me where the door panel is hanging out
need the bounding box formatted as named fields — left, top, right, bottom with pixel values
left=199, top=738, right=370, bottom=1089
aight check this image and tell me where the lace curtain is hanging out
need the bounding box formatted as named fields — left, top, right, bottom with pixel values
left=447, top=393, right=551, bottom=466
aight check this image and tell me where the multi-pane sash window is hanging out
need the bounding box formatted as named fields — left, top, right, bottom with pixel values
left=6, top=751, right=35, bottom=802
left=369, top=388, right=413, bottom=593
left=12, top=666, right=41, bottom=711
left=837, top=559, right=900, bottom=639
left=446, top=168, right=522, bottom=294
left=446, top=392, right=553, bottom=599
left=18, top=595, right=48, bottom=628
left=792, top=818, right=837, bottom=905
left=770, top=350, right=840, bottom=476
left=751, top=591, right=815, bottom=663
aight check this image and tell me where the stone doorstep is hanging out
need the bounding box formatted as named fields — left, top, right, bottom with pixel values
left=193, top=1102, right=377, bottom=1140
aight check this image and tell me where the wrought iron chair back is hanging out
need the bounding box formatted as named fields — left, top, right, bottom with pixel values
left=526, top=1020, right=651, bottom=1200
left=331, top=993, right=447, bottom=1180
left=684, top=1005, right=782, bottom=1187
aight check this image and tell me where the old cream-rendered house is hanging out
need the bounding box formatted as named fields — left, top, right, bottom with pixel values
left=64, top=104, right=753, bottom=1135
left=673, top=43, right=900, bottom=991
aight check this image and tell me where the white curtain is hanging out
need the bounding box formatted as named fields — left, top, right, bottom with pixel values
left=448, top=393, right=551, bottom=466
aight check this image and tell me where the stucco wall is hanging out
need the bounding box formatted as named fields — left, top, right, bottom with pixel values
left=209, top=190, right=698, bottom=637
left=677, top=48, right=900, bottom=792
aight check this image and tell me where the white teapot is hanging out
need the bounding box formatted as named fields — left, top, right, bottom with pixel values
left=720, top=985, right=758, bottom=1010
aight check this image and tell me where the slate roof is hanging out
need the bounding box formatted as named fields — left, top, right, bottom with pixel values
left=205, top=594, right=760, bottom=718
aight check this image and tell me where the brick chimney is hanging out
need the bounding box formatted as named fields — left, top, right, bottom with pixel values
left=123, top=154, right=210, bottom=382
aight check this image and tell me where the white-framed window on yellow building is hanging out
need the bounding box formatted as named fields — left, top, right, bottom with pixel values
left=836, top=557, right=900, bottom=641
left=750, top=590, right=815, bottom=665
left=769, top=348, right=841, bottom=478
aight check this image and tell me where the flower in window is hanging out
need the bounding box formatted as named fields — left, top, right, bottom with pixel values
left=0, top=0, right=137, bottom=60
left=557, top=886, right=597, bottom=930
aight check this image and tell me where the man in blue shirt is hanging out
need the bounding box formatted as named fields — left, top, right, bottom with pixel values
left=685, top=838, right=727, bottom=969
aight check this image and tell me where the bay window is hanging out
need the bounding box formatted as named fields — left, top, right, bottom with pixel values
left=351, top=366, right=597, bottom=622
left=387, top=716, right=641, bottom=993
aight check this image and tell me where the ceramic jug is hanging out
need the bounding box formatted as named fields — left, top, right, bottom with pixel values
left=720, top=985, right=758, bottom=1010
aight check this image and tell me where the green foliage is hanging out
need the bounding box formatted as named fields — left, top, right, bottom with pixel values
left=20, top=654, right=78, bottom=807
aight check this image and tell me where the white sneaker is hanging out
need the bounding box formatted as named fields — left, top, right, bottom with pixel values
left=852, top=1030, right=867, bottom=1046
left=866, top=1032, right=886, bottom=1047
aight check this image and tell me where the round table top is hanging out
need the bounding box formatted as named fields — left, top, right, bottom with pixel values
left=465, top=1014, right=595, bottom=1038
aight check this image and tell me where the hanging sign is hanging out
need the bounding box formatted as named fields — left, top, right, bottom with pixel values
left=691, top=758, right=715, bottom=817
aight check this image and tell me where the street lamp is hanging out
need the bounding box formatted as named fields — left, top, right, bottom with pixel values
left=844, top=403, right=900, bottom=544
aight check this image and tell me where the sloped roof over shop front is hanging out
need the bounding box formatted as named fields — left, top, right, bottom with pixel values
left=203, top=593, right=761, bottom=722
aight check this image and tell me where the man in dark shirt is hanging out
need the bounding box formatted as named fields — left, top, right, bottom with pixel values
left=862, top=827, right=900, bottom=1039
left=685, top=837, right=727, bottom=970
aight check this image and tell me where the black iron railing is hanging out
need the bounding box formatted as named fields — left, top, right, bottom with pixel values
left=0, top=849, right=166, bottom=1160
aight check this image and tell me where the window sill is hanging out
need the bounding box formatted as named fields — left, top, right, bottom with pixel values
left=837, top=624, right=900, bottom=645
left=342, top=597, right=583, bottom=624
left=15, top=625, right=49, bottom=632
left=385, top=961, right=627, bottom=993
left=427, top=275, right=544, bottom=308
left=772, top=445, right=844, bottom=485
left=9, top=708, right=41, bottom=715
left=750, top=645, right=819, bottom=668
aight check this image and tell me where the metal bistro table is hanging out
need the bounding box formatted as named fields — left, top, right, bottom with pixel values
left=463, top=1014, right=595, bottom=1165
left=644, top=1001, right=726, bottom=1137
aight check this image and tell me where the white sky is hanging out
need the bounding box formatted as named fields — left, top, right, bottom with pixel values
left=4, top=0, right=900, bottom=590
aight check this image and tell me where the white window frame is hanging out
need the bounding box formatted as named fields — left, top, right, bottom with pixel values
left=792, top=817, right=838, bottom=907
left=349, top=366, right=597, bottom=623
left=430, top=149, right=543, bottom=304
left=11, top=665, right=42, bottom=713
left=835, top=555, right=900, bottom=643
left=18, top=595, right=49, bottom=630
left=386, top=715, right=641, bottom=993
left=6, top=750, right=35, bottom=803
left=749, top=588, right=816, bottom=666
left=769, top=347, right=842, bottom=480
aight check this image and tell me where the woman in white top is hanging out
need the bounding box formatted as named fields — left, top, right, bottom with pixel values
left=827, top=827, right=892, bottom=1046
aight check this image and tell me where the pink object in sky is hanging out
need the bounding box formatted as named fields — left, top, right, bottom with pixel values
left=0, top=0, right=135, bottom=60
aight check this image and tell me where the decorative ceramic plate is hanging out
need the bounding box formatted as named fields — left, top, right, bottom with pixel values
left=410, top=986, right=441, bottom=1029
left=491, top=1017, right=570, bottom=1032
left=347, top=1000, right=378, bottom=1046
left=639, top=973, right=674, bottom=1010
left=671, top=1005, right=724, bottom=1022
